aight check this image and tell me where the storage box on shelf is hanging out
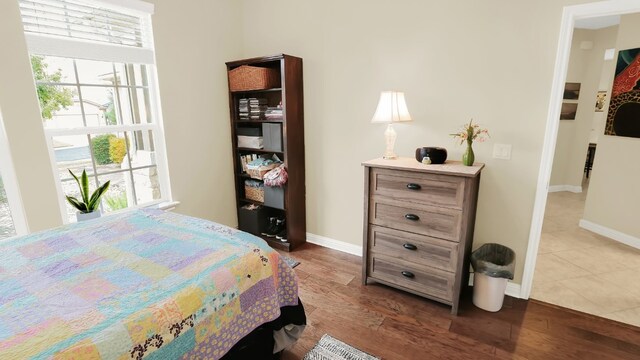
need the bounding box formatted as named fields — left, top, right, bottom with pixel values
left=262, top=123, right=283, bottom=152
left=264, top=186, right=285, bottom=210
left=228, top=65, right=280, bottom=92
left=226, top=54, right=305, bottom=251
left=246, top=162, right=279, bottom=180
left=238, top=205, right=278, bottom=235
left=244, top=180, right=264, bottom=202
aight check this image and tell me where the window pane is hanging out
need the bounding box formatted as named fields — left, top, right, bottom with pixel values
left=90, top=133, right=127, bottom=174
left=119, top=87, right=152, bottom=125
left=99, top=171, right=134, bottom=213
left=130, top=64, right=149, bottom=87
left=128, top=130, right=157, bottom=167
left=37, top=85, right=78, bottom=125
left=32, top=55, right=76, bottom=84
left=113, top=63, right=128, bottom=86
left=79, top=86, right=118, bottom=126
left=0, top=173, right=17, bottom=240
left=133, top=167, right=161, bottom=205
left=61, top=177, right=98, bottom=223
left=52, top=135, right=94, bottom=181
left=75, top=59, right=115, bottom=85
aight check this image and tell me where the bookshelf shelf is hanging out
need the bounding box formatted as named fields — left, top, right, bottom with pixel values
left=226, top=54, right=305, bottom=251
left=237, top=147, right=284, bottom=154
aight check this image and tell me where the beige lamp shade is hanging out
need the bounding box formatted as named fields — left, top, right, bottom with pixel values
left=371, top=91, right=413, bottom=123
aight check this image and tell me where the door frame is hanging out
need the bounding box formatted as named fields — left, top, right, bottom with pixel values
left=521, top=0, right=640, bottom=299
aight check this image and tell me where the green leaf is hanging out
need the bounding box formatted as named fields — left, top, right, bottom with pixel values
left=80, top=170, right=90, bottom=205
left=69, top=169, right=80, bottom=188
left=66, top=195, right=87, bottom=212
left=87, top=180, right=110, bottom=211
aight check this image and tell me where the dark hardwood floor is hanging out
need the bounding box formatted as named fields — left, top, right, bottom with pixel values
left=279, top=243, right=640, bottom=360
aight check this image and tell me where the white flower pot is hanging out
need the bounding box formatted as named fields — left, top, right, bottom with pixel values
left=76, top=210, right=101, bottom=222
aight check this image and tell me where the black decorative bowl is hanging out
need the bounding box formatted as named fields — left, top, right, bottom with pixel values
left=415, top=147, right=448, bottom=164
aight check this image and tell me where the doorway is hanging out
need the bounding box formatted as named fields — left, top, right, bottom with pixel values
left=521, top=0, right=640, bottom=322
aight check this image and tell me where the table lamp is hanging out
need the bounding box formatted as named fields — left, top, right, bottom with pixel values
left=371, top=91, right=412, bottom=159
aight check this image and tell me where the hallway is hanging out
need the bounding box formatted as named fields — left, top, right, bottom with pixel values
left=531, top=185, right=640, bottom=327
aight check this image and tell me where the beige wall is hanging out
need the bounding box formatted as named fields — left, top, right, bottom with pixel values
left=583, top=13, right=640, bottom=239
left=0, top=0, right=605, bottom=285
left=0, top=1, right=63, bottom=232
left=150, top=0, right=241, bottom=225
left=239, top=0, right=595, bottom=283
left=550, top=27, right=618, bottom=188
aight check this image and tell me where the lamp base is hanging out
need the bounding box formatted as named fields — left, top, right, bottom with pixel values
left=382, top=123, right=398, bottom=160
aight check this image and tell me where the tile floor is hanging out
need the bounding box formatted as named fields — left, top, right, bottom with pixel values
left=531, top=180, right=640, bottom=327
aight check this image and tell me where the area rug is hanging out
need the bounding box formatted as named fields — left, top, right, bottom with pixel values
left=303, top=334, right=380, bottom=360
left=282, top=255, right=300, bottom=268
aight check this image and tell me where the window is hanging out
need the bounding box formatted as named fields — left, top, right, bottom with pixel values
left=0, top=111, right=28, bottom=240
left=0, top=167, right=17, bottom=241
left=20, top=0, right=171, bottom=223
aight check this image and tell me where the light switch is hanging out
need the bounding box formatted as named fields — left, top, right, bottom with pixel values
left=493, top=144, right=512, bottom=160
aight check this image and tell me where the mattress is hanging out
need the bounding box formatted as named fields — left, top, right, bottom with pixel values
left=0, top=209, right=301, bottom=359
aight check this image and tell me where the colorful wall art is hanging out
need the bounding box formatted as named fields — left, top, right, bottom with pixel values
left=606, top=47, right=640, bottom=138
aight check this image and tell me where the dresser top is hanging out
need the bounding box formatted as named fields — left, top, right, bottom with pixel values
left=362, top=157, right=484, bottom=177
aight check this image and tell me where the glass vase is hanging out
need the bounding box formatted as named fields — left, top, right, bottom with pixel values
left=462, top=142, right=475, bottom=166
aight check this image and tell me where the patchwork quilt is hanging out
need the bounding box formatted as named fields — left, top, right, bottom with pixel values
left=0, top=209, right=299, bottom=359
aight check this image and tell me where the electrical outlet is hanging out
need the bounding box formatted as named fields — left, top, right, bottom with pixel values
left=493, top=144, right=512, bottom=160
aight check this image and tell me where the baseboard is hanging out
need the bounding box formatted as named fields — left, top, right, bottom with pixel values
left=548, top=185, right=582, bottom=193
left=579, top=219, right=640, bottom=250
left=306, top=232, right=363, bottom=257
left=468, top=273, right=523, bottom=299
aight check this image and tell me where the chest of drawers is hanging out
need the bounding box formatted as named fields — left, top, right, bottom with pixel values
left=362, top=158, right=484, bottom=315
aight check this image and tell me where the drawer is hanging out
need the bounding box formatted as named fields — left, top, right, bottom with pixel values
left=370, top=168, right=465, bottom=209
left=369, top=225, right=458, bottom=272
left=368, top=254, right=454, bottom=301
left=370, top=196, right=461, bottom=241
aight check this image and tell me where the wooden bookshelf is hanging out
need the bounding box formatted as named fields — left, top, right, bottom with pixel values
left=226, top=54, right=306, bottom=251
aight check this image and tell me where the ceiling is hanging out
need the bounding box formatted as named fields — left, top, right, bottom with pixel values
left=575, top=15, right=621, bottom=29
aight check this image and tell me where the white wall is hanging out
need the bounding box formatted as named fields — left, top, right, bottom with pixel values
left=550, top=27, right=618, bottom=189
left=239, top=0, right=597, bottom=283
left=583, top=13, right=640, bottom=239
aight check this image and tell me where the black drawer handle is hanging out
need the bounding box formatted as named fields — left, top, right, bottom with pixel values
left=406, top=183, right=421, bottom=190
left=403, top=243, right=417, bottom=250
left=401, top=271, right=415, bottom=278
left=404, top=214, right=420, bottom=221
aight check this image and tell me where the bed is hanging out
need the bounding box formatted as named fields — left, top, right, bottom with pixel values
left=0, top=209, right=305, bottom=359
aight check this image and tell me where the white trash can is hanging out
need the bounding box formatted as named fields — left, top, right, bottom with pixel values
left=470, top=243, right=515, bottom=312
left=472, top=273, right=508, bottom=312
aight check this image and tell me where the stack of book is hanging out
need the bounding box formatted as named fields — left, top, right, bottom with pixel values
left=239, top=153, right=259, bottom=173
left=249, top=98, right=267, bottom=120
left=239, top=99, right=249, bottom=120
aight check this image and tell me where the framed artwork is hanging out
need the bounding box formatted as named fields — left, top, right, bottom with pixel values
left=560, top=102, right=578, bottom=120
left=563, top=82, right=581, bottom=100
left=560, top=82, right=580, bottom=120
left=595, top=91, right=607, bottom=112
left=606, top=47, right=640, bottom=138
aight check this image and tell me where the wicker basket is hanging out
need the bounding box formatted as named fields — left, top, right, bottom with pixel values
left=245, top=183, right=264, bottom=202
left=247, top=163, right=279, bottom=180
left=229, top=65, right=281, bottom=92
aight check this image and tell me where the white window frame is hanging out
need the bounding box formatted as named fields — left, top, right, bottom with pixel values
left=23, top=0, right=173, bottom=223
left=0, top=108, right=29, bottom=239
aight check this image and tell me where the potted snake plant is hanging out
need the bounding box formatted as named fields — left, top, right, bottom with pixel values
left=66, top=169, right=110, bottom=222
